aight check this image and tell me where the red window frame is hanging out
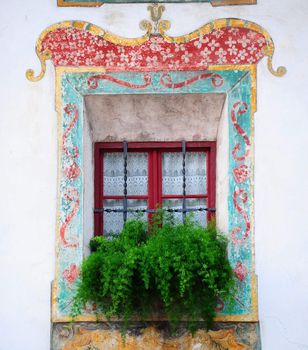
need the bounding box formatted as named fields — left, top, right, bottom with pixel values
left=94, top=141, right=216, bottom=236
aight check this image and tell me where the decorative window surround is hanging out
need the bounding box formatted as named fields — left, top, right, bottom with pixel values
left=27, top=10, right=285, bottom=324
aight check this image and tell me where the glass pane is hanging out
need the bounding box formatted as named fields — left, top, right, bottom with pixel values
left=103, top=199, right=148, bottom=236
left=186, top=152, right=207, bottom=195
left=103, top=199, right=123, bottom=235
left=162, top=153, right=183, bottom=195
left=104, top=152, right=148, bottom=196
left=186, top=198, right=207, bottom=226
left=163, top=198, right=207, bottom=226
left=127, top=199, right=148, bottom=222
left=163, top=199, right=182, bottom=224
left=127, top=153, right=148, bottom=195
left=162, top=152, right=207, bottom=195
left=104, top=153, right=124, bottom=196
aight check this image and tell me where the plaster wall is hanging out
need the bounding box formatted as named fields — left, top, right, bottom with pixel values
left=84, top=93, right=226, bottom=142
left=83, top=108, right=94, bottom=256
left=0, top=1, right=308, bottom=349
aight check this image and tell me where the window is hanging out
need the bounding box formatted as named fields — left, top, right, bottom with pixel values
left=94, top=141, right=216, bottom=235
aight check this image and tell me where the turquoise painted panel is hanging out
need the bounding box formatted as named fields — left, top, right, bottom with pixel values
left=224, top=72, right=253, bottom=315
left=57, top=77, right=84, bottom=316
left=66, top=70, right=246, bottom=95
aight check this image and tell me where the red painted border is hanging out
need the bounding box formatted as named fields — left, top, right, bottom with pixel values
left=41, top=26, right=267, bottom=72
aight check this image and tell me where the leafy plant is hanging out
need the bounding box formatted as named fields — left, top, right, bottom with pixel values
left=72, top=213, right=234, bottom=333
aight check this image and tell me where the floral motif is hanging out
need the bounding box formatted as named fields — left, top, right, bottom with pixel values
left=63, top=264, right=79, bottom=284
left=194, top=35, right=209, bottom=49
left=231, top=101, right=250, bottom=162
left=234, top=262, right=248, bottom=282
left=233, top=165, right=249, bottom=183
left=40, top=27, right=267, bottom=71
left=60, top=103, right=81, bottom=248
left=231, top=188, right=251, bottom=245
left=238, top=35, right=250, bottom=48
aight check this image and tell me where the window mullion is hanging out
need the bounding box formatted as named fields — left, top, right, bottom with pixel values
left=182, top=140, right=186, bottom=223
left=148, top=150, right=154, bottom=215
left=123, top=141, right=128, bottom=223
left=157, top=150, right=162, bottom=208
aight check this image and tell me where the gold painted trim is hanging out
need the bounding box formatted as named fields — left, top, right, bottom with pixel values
left=26, top=50, right=52, bottom=82
left=27, top=18, right=285, bottom=82
left=58, top=0, right=103, bottom=6
left=262, top=45, right=287, bottom=77
left=57, top=0, right=256, bottom=7
left=211, top=0, right=256, bottom=6
left=53, top=67, right=65, bottom=323
left=52, top=64, right=259, bottom=323
left=158, top=18, right=271, bottom=44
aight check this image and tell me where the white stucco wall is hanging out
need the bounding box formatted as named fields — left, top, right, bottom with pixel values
left=0, top=0, right=307, bottom=349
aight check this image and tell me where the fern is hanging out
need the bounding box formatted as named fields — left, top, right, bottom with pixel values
left=73, top=213, right=234, bottom=333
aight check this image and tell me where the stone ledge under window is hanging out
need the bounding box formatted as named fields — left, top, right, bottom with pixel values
left=52, top=322, right=260, bottom=349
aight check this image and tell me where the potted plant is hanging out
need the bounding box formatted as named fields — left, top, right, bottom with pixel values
left=72, top=212, right=234, bottom=333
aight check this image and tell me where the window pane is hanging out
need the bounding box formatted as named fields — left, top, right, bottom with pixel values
left=163, top=198, right=207, bottom=226
left=162, top=153, right=183, bottom=195
left=163, top=198, right=182, bottom=224
left=104, top=152, right=148, bottom=196
left=103, top=199, right=148, bottom=235
left=162, top=152, right=207, bottom=195
left=127, top=153, right=148, bottom=195
left=127, top=199, right=148, bottom=222
left=186, top=198, right=207, bottom=226
left=104, top=153, right=124, bottom=196
left=103, top=199, right=123, bottom=235
left=186, top=152, right=207, bottom=195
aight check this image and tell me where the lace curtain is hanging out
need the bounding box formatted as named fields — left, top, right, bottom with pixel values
left=103, top=199, right=147, bottom=235
left=104, top=152, right=148, bottom=195
left=102, top=151, right=207, bottom=234
left=162, top=152, right=207, bottom=195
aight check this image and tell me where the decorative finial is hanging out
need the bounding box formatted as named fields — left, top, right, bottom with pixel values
left=262, top=46, right=287, bottom=77
left=140, top=4, right=170, bottom=35
left=26, top=50, right=52, bottom=82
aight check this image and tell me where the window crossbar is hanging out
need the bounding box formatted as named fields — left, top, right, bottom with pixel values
left=94, top=207, right=216, bottom=214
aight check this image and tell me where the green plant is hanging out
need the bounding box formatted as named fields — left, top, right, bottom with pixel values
left=72, top=213, right=234, bottom=333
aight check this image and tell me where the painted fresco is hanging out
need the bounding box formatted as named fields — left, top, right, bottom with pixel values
left=58, top=0, right=256, bottom=6
left=41, top=26, right=266, bottom=69
left=52, top=322, right=261, bottom=349
left=55, top=68, right=256, bottom=321
left=26, top=17, right=285, bottom=82
left=27, top=8, right=285, bottom=326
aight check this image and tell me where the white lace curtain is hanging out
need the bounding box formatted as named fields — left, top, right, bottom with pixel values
left=104, top=152, right=148, bottom=195
left=162, top=152, right=207, bottom=195
left=102, top=151, right=207, bottom=234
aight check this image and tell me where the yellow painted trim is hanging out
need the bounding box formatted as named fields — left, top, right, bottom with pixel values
left=262, top=45, right=287, bottom=77
left=57, top=0, right=103, bottom=6
left=26, top=18, right=286, bottom=82
left=53, top=67, right=65, bottom=324
left=211, top=0, right=256, bottom=6
left=57, top=0, right=256, bottom=7
left=53, top=312, right=259, bottom=323
left=52, top=64, right=259, bottom=323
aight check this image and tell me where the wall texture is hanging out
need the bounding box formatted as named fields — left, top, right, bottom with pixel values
left=0, top=0, right=308, bottom=349
left=84, top=94, right=226, bottom=142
